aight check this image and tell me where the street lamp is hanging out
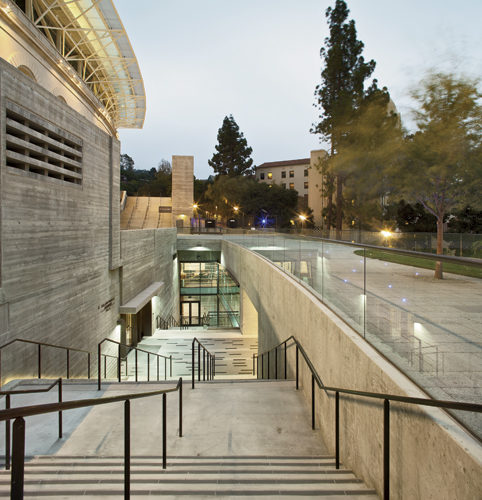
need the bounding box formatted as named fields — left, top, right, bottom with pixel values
left=299, top=214, right=307, bottom=231
left=193, top=203, right=200, bottom=233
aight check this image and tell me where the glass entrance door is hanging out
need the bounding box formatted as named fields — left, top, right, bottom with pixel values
left=181, top=301, right=200, bottom=326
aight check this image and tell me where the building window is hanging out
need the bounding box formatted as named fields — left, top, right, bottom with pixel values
left=304, top=181, right=308, bottom=189
left=281, top=183, right=286, bottom=189
left=289, top=183, right=295, bottom=190
left=260, top=173, right=265, bottom=180
left=289, top=170, right=294, bottom=178
left=304, top=169, right=308, bottom=177
left=281, top=171, right=286, bottom=178
left=5, top=101, right=83, bottom=186
left=267, top=172, right=273, bottom=179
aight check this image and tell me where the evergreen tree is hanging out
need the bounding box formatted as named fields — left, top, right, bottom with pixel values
left=208, top=115, right=254, bottom=177
left=312, top=0, right=377, bottom=232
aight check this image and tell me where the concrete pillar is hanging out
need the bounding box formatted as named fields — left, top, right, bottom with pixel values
left=171, top=155, right=194, bottom=227
left=240, top=289, right=258, bottom=337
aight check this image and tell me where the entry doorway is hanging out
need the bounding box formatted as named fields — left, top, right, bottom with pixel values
left=181, top=301, right=201, bottom=326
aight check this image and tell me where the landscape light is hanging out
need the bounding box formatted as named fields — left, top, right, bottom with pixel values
left=299, top=214, right=307, bottom=221
left=193, top=203, right=198, bottom=209
left=381, top=230, right=392, bottom=238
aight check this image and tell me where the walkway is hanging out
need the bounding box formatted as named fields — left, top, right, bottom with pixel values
left=0, top=379, right=377, bottom=498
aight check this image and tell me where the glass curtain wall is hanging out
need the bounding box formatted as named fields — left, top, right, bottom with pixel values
left=179, top=262, right=239, bottom=327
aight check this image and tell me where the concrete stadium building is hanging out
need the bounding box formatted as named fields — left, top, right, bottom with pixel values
left=0, top=1, right=480, bottom=498
left=0, top=0, right=180, bottom=373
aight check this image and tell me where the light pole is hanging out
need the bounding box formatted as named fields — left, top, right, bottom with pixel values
left=193, top=204, right=200, bottom=233
left=299, top=214, right=307, bottom=232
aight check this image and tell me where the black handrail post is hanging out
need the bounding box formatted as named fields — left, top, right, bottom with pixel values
left=157, top=356, right=160, bottom=381
left=147, top=353, right=150, bottom=382
left=275, top=347, right=278, bottom=379
left=257, top=355, right=259, bottom=379
left=11, top=417, right=25, bottom=499
left=191, top=341, right=195, bottom=389
left=197, top=343, right=200, bottom=381
left=179, top=379, right=183, bottom=437
left=38, top=344, right=41, bottom=379
left=58, top=378, right=63, bottom=439
left=66, top=349, right=70, bottom=379
left=261, top=353, right=264, bottom=379
left=124, top=399, right=130, bottom=500
left=252, top=354, right=255, bottom=376
left=335, top=391, right=340, bottom=469
left=284, top=341, right=287, bottom=379
left=87, top=352, right=91, bottom=379
left=164, top=358, right=167, bottom=381
left=162, top=392, right=167, bottom=469
left=213, top=355, right=215, bottom=378
left=97, top=344, right=102, bottom=391
left=312, top=374, right=315, bottom=430
left=170, top=356, right=172, bottom=377
left=5, top=394, right=10, bottom=470
left=295, top=345, right=299, bottom=390
left=267, top=350, right=270, bottom=379
left=118, top=344, right=121, bottom=383
left=206, top=354, right=210, bottom=381
left=135, top=349, right=138, bottom=383
left=384, top=399, right=390, bottom=500
left=104, top=356, right=107, bottom=379
left=203, top=349, right=205, bottom=382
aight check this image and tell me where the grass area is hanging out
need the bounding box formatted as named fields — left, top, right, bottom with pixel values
left=353, top=249, right=482, bottom=279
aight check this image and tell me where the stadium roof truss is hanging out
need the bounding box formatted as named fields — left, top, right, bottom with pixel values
left=14, top=0, right=146, bottom=129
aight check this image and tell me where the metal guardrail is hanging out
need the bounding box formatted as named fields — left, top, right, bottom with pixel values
left=0, top=339, right=93, bottom=388
left=1, top=378, right=63, bottom=471
left=254, top=336, right=482, bottom=500
left=0, top=377, right=183, bottom=499
left=98, top=338, right=172, bottom=390
left=191, top=338, right=215, bottom=389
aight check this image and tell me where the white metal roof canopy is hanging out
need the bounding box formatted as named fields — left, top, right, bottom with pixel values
left=18, top=0, right=146, bottom=129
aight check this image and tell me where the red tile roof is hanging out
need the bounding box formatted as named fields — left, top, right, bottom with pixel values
left=256, top=158, right=310, bottom=169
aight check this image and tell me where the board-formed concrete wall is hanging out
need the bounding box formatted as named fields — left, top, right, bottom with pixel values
left=0, top=61, right=178, bottom=382
left=0, top=59, right=122, bottom=380
left=221, top=240, right=482, bottom=500
left=120, top=228, right=179, bottom=333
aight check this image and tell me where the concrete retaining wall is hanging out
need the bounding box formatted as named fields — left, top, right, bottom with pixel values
left=221, top=240, right=482, bottom=499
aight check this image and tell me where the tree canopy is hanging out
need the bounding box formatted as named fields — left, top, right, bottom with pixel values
left=312, top=0, right=378, bottom=231
left=202, top=175, right=298, bottom=227
left=391, top=72, right=482, bottom=277
left=208, top=115, right=254, bottom=177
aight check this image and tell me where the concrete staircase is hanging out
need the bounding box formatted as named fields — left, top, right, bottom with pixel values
left=0, top=378, right=378, bottom=498
left=129, top=329, right=258, bottom=379
left=0, top=455, right=377, bottom=498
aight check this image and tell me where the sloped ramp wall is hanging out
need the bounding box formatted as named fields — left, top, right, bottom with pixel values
left=221, top=240, right=481, bottom=500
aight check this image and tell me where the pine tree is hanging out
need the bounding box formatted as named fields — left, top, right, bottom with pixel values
left=208, top=115, right=254, bottom=177
left=312, top=0, right=377, bottom=233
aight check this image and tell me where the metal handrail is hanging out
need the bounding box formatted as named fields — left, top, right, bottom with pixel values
left=1, top=378, right=63, bottom=471
left=254, top=336, right=482, bottom=500
left=0, top=377, right=183, bottom=499
left=98, top=338, right=173, bottom=390
left=0, top=339, right=92, bottom=387
left=191, top=338, right=215, bottom=389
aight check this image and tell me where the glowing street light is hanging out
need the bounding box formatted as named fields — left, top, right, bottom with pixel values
left=299, top=214, right=307, bottom=231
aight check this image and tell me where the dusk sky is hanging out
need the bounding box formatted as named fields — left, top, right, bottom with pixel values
left=115, top=0, right=482, bottom=179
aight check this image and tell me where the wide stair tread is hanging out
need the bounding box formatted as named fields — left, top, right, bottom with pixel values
left=0, top=455, right=377, bottom=498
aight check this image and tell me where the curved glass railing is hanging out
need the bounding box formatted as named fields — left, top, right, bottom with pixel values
left=221, top=232, right=482, bottom=439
